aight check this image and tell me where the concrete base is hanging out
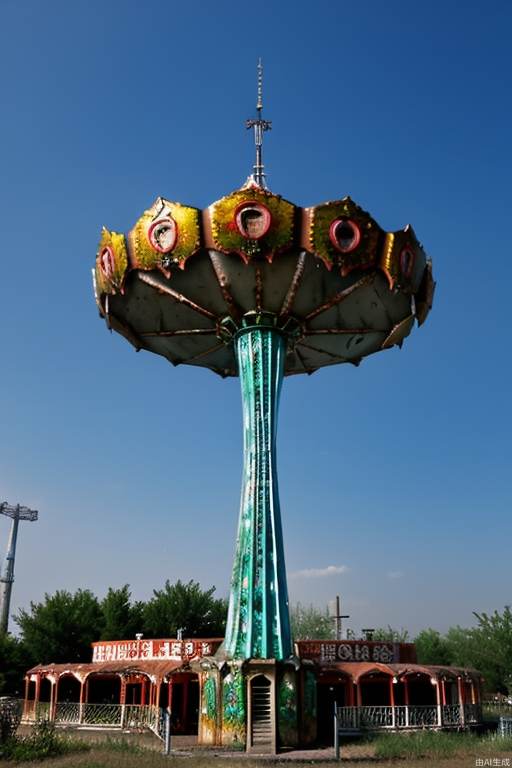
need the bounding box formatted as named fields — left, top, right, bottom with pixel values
left=193, top=657, right=317, bottom=753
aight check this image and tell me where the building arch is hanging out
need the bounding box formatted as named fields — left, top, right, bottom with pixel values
left=85, top=673, right=121, bottom=704
left=56, top=672, right=81, bottom=703
left=316, top=669, right=351, bottom=744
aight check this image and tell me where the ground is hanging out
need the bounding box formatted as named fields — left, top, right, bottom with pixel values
left=4, top=730, right=511, bottom=768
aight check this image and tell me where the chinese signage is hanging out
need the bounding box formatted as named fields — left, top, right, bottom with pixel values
left=297, top=640, right=396, bottom=664
left=91, top=638, right=220, bottom=663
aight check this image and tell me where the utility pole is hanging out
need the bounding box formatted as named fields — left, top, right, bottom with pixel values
left=0, top=502, right=38, bottom=634
left=329, top=595, right=350, bottom=641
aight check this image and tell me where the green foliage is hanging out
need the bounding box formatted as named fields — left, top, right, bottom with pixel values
left=414, top=628, right=454, bottom=665
left=0, top=718, right=89, bottom=761
left=143, top=579, right=227, bottom=638
left=459, top=607, right=512, bottom=694
left=100, top=585, right=145, bottom=640
left=373, top=731, right=512, bottom=760
left=15, top=589, right=103, bottom=663
left=372, top=625, right=410, bottom=642
left=373, top=730, right=476, bottom=760
left=414, top=608, right=512, bottom=694
left=0, top=698, right=21, bottom=743
left=0, top=634, right=33, bottom=696
left=290, top=603, right=333, bottom=640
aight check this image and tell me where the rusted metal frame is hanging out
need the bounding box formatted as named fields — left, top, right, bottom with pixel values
left=181, top=342, right=226, bottom=364
left=294, top=346, right=315, bottom=374
left=208, top=251, right=244, bottom=320
left=137, top=272, right=217, bottom=321
left=304, top=274, right=375, bottom=321
left=298, top=340, right=349, bottom=362
left=107, top=312, right=145, bottom=352
left=279, top=251, right=307, bottom=317
left=138, top=329, right=217, bottom=338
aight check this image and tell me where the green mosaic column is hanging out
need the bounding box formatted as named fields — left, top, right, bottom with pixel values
left=222, top=324, right=292, bottom=660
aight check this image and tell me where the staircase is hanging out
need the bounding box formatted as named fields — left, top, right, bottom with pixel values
left=250, top=677, right=273, bottom=752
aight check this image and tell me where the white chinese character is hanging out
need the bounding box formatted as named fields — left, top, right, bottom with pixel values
left=337, top=644, right=353, bottom=661
left=321, top=644, right=337, bottom=662
left=355, top=644, right=370, bottom=661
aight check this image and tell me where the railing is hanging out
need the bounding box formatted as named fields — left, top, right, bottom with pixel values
left=24, top=701, right=164, bottom=735
left=442, top=704, right=461, bottom=726
left=499, top=716, right=512, bottom=738
left=336, top=704, right=482, bottom=731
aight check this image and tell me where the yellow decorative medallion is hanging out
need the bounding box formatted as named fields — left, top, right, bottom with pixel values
left=209, top=186, right=295, bottom=262
left=380, top=225, right=426, bottom=293
left=95, top=228, right=128, bottom=297
left=306, top=197, right=382, bottom=275
left=127, top=197, right=201, bottom=277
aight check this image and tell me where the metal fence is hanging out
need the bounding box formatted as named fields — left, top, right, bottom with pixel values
left=335, top=703, right=482, bottom=733
left=24, top=702, right=165, bottom=739
left=499, top=717, right=512, bottom=738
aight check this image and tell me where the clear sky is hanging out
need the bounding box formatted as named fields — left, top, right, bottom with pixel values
left=0, top=0, right=510, bottom=638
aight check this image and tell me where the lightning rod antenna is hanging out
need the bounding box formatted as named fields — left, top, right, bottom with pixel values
left=245, top=59, right=272, bottom=188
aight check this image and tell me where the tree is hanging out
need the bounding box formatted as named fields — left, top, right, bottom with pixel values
left=100, top=585, right=144, bottom=640
left=0, top=633, right=33, bottom=696
left=373, top=626, right=410, bottom=643
left=290, top=603, right=333, bottom=640
left=15, top=589, right=103, bottom=664
left=143, top=580, right=227, bottom=638
left=453, top=607, right=512, bottom=694
left=415, top=628, right=453, bottom=665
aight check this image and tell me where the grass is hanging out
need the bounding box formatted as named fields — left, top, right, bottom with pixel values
left=0, top=719, right=90, bottom=762
left=371, top=729, right=512, bottom=761
left=4, top=728, right=512, bottom=766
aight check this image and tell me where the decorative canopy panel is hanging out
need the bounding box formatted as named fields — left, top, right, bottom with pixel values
left=94, top=184, right=435, bottom=378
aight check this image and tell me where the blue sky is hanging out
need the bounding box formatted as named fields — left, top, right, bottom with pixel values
left=0, top=0, right=510, bottom=638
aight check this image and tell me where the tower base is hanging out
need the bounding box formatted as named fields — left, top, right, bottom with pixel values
left=193, top=657, right=317, bottom=753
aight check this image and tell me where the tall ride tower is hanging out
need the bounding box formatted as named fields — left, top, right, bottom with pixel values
left=93, top=63, right=434, bottom=751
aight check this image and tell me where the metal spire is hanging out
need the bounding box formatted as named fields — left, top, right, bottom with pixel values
left=0, top=501, right=38, bottom=634
left=245, top=59, right=272, bottom=188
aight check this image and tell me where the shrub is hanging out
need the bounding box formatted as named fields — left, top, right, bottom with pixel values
left=0, top=698, right=22, bottom=743
left=0, top=718, right=90, bottom=761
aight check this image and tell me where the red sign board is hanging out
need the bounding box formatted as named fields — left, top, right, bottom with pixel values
left=297, top=640, right=397, bottom=664
left=91, top=638, right=221, bottom=663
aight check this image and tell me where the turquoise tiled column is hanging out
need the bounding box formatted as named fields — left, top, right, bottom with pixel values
left=221, top=325, right=292, bottom=660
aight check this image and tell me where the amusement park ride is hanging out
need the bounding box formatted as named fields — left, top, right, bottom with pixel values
left=93, top=62, right=435, bottom=750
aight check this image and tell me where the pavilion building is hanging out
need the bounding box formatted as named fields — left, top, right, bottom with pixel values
left=23, top=635, right=483, bottom=748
